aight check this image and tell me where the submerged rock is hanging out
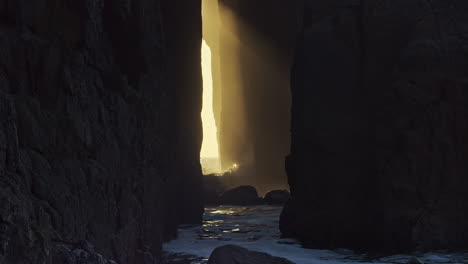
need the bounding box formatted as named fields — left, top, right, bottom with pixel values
left=264, top=190, right=290, bottom=205
left=407, top=257, right=425, bottom=264
left=220, top=186, right=263, bottom=205
left=207, top=245, right=295, bottom=264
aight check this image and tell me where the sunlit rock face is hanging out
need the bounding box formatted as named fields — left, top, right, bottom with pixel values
left=0, top=0, right=203, bottom=263
left=284, top=0, right=468, bottom=252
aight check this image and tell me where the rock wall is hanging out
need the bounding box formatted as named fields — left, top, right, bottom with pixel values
left=0, top=0, right=203, bottom=263
left=161, top=0, right=204, bottom=238
left=283, top=0, right=468, bottom=251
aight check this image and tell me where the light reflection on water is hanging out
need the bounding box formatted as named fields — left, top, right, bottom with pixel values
left=209, top=209, right=238, bottom=215
left=203, top=220, right=224, bottom=228
left=165, top=206, right=468, bottom=264
left=193, top=206, right=280, bottom=244
left=205, top=206, right=278, bottom=217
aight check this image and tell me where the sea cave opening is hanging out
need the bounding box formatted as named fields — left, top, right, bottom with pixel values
left=199, top=0, right=297, bottom=195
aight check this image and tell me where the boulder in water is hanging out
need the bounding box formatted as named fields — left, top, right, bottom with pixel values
left=220, top=186, right=262, bottom=205
left=264, top=190, right=290, bottom=205
left=207, top=245, right=295, bottom=264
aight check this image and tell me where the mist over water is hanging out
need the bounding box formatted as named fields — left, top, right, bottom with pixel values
left=201, top=0, right=294, bottom=194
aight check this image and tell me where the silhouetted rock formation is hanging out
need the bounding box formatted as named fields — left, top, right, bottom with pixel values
left=220, top=186, right=262, bottom=205
left=284, top=0, right=468, bottom=252
left=207, top=245, right=295, bottom=264
left=0, top=0, right=203, bottom=263
left=279, top=199, right=299, bottom=239
left=161, top=0, right=205, bottom=238
left=264, top=190, right=290, bottom=205
left=203, top=174, right=227, bottom=205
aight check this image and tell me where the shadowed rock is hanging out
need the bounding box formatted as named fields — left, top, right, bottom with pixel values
left=284, top=0, right=468, bottom=251
left=264, top=190, right=290, bottom=205
left=220, top=186, right=263, bottom=205
left=0, top=0, right=204, bottom=263
left=51, top=241, right=116, bottom=264
left=207, top=245, right=295, bottom=264
left=203, top=174, right=229, bottom=205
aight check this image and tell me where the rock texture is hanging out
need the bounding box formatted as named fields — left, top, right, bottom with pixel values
left=0, top=0, right=203, bottom=263
left=51, top=241, right=117, bottom=264
left=284, top=0, right=468, bottom=251
left=207, top=245, right=295, bottom=264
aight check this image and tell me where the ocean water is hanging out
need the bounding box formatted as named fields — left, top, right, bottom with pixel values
left=163, top=206, right=468, bottom=264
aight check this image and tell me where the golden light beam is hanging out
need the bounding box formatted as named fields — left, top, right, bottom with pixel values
left=200, top=39, right=222, bottom=174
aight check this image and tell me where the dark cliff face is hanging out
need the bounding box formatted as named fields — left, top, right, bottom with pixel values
left=161, top=0, right=204, bottom=239
left=0, top=0, right=203, bottom=263
left=283, top=0, right=468, bottom=251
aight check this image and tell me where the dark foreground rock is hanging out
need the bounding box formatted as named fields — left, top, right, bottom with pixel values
left=284, top=0, right=468, bottom=251
left=207, top=245, right=295, bottom=264
left=0, top=0, right=204, bottom=263
left=51, top=241, right=116, bottom=264
left=220, top=186, right=263, bottom=205
left=204, top=175, right=228, bottom=205
left=264, top=190, right=290, bottom=205
left=204, top=188, right=222, bottom=206
left=279, top=199, right=299, bottom=238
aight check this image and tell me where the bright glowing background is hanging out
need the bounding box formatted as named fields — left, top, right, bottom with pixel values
left=200, top=40, right=221, bottom=174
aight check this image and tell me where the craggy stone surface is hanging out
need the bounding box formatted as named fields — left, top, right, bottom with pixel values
left=283, top=0, right=468, bottom=251
left=0, top=0, right=203, bottom=263
left=50, top=241, right=118, bottom=264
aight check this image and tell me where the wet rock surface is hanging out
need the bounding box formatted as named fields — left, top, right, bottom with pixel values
left=207, top=245, right=296, bottom=264
left=165, top=253, right=208, bottom=264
